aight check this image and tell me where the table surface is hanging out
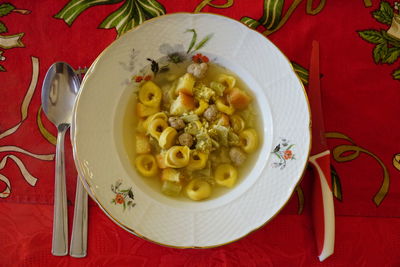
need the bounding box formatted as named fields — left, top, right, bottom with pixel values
left=1, top=1, right=400, bottom=266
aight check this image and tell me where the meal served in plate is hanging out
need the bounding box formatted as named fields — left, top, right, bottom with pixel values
left=131, top=54, right=261, bottom=201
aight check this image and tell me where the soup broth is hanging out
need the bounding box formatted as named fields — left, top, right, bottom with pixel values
left=123, top=57, right=263, bottom=201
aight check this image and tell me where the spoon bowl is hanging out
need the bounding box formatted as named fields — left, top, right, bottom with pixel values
left=42, top=62, right=80, bottom=127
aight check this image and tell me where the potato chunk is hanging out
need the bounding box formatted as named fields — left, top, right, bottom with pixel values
left=176, top=73, right=195, bottom=96
left=135, top=133, right=151, bottom=154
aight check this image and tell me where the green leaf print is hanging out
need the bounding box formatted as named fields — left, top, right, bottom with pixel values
left=100, top=0, right=146, bottom=36
left=0, top=21, right=6, bottom=33
left=381, top=31, right=400, bottom=47
left=373, top=42, right=388, bottom=63
left=0, top=65, right=5, bottom=72
left=291, top=62, right=309, bottom=85
left=194, top=34, right=213, bottom=51
left=383, top=48, right=400, bottom=64
left=372, top=1, right=393, bottom=25
left=240, top=0, right=283, bottom=31
left=55, top=0, right=165, bottom=36
left=136, top=0, right=165, bottom=17
left=240, top=16, right=261, bottom=29
left=259, top=0, right=284, bottom=30
left=185, top=29, right=197, bottom=54
left=393, top=69, right=400, bottom=80
left=358, top=1, right=400, bottom=81
left=358, top=30, right=384, bottom=44
left=185, top=29, right=213, bottom=54
left=0, top=3, right=15, bottom=17
left=331, top=164, right=342, bottom=201
left=55, top=0, right=123, bottom=26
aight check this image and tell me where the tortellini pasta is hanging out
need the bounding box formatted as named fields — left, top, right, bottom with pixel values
left=194, top=100, right=209, bottom=115
left=143, top=112, right=168, bottom=131
left=147, top=118, right=168, bottom=140
left=187, top=151, right=208, bottom=170
left=135, top=154, right=158, bottom=177
left=216, top=98, right=235, bottom=115
left=159, top=127, right=178, bottom=149
left=218, top=74, right=236, bottom=89
left=240, top=129, right=258, bottom=153
left=230, top=115, right=245, bottom=133
left=139, top=81, right=162, bottom=107
left=214, top=164, right=237, bottom=188
left=185, top=179, right=212, bottom=201
left=165, top=146, right=190, bottom=168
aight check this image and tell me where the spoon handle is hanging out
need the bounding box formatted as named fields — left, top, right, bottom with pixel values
left=52, top=125, right=69, bottom=256
left=70, top=177, right=88, bottom=257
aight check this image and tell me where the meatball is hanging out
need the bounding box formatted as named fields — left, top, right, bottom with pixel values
left=178, top=133, right=194, bottom=147
left=187, top=62, right=208, bottom=79
left=203, top=105, right=218, bottom=121
left=229, top=147, right=247, bottom=166
left=168, top=117, right=185, bottom=130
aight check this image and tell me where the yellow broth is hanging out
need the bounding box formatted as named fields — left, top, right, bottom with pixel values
left=123, top=61, right=263, bottom=201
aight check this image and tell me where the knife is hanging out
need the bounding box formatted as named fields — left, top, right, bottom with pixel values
left=308, top=40, right=335, bottom=261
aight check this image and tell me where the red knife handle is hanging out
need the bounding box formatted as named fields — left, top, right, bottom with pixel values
left=309, top=150, right=335, bottom=261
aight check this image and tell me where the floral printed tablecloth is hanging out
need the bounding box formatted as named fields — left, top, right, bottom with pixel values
left=1, top=0, right=400, bottom=266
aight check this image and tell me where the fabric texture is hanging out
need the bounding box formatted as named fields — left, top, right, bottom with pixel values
left=1, top=0, right=399, bottom=265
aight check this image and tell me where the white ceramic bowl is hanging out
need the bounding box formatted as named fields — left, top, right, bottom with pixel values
left=72, top=13, right=310, bottom=248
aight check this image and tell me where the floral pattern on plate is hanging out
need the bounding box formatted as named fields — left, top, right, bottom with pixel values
left=111, top=180, right=136, bottom=211
left=271, top=138, right=295, bottom=169
left=132, top=29, right=213, bottom=83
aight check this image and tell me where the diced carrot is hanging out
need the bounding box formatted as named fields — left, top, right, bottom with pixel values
left=179, top=92, right=195, bottom=109
left=227, top=88, right=252, bottom=109
left=217, top=113, right=230, bottom=126
left=170, top=92, right=196, bottom=115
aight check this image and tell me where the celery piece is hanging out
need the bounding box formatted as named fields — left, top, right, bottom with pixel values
left=195, top=131, right=212, bottom=152
left=208, top=128, right=218, bottom=138
left=162, top=168, right=181, bottom=182
left=193, top=83, right=215, bottom=102
left=148, top=136, right=161, bottom=154
left=211, top=138, right=220, bottom=150
left=194, top=161, right=212, bottom=178
left=185, top=121, right=200, bottom=135
left=161, top=180, right=182, bottom=196
left=228, top=130, right=240, bottom=146
left=210, top=81, right=226, bottom=96
left=212, top=125, right=229, bottom=147
left=181, top=113, right=199, bottom=123
left=219, top=148, right=232, bottom=164
left=239, top=106, right=256, bottom=128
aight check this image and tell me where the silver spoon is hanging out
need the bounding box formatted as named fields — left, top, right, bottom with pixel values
left=42, top=62, right=80, bottom=256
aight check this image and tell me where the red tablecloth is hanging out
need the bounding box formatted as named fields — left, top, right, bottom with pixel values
left=1, top=0, right=400, bottom=266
